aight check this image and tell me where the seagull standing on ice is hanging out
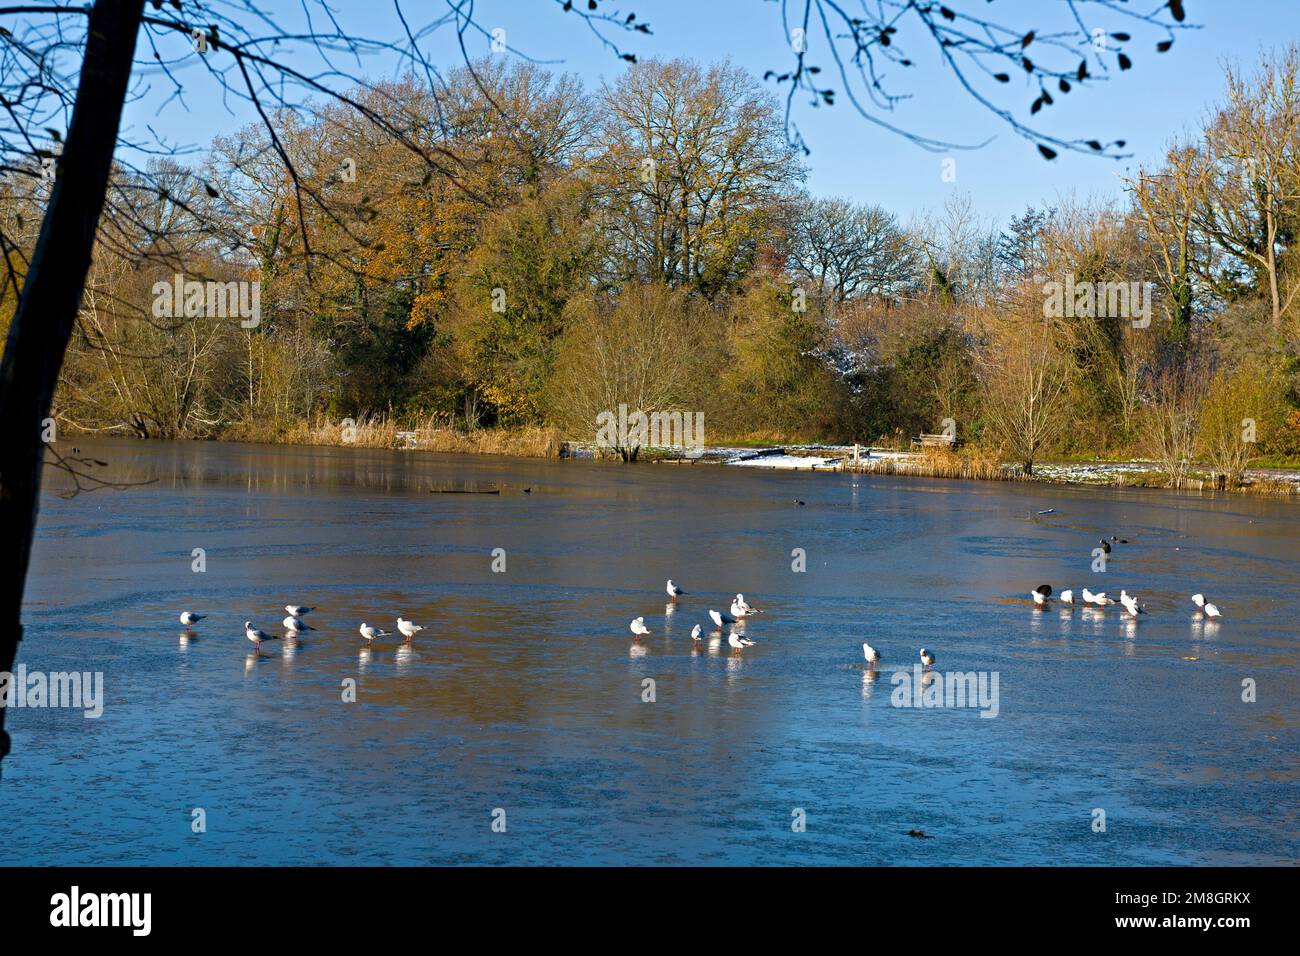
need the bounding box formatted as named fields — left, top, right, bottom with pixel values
left=709, top=609, right=735, bottom=629
left=283, top=615, right=315, bottom=632
left=1192, top=594, right=1223, bottom=617
left=1082, top=588, right=1111, bottom=607
left=919, top=648, right=935, bottom=669
left=1060, top=590, right=1074, bottom=605
left=690, top=624, right=702, bottom=641
left=666, top=580, right=685, bottom=599
left=728, top=630, right=755, bottom=650
left=179, top=611, right=205, bottom=627
left=397, top=618, right=423, bottom=641
left=245, top=622, right=277, bottom=649
left=1031, top=584, right=1052, bottom=606
left=735, top=594, right=761, bottom=614
left=630, top=616, right=650, bottom=637
left=1119, top=593, right=1143, bottom=617
left=359, top=623, right=390, bottom=643
left=285, top=605, right=314, bottom=617
left=863, top=642, right=880, bottom=665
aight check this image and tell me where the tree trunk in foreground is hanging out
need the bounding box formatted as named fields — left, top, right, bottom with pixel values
left=0, top=0, right=144, bottom=771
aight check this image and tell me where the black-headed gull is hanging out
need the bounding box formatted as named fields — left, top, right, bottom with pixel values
left=1082, top=587, right=1110, bottom=607
left=359, top=623, right=390, bottom=642
left=1031, top=584, right=1051, bottom=605
left=283, top=615, right=315, bottom=632
left=666, top=580, right=685, bottom=599
left=1119, top=593, right=1143, bottom=617
left=630, top=616, right=650, bottom=637
left=1060, top=589, right=1074, bottom=605
left=397, top=618, right=423, bottom=641
left=732, top=594, right=761, bottom=616
left=863, top=642, right=880, bottom=664
left=919, top=647, right=935, bottom=668
left=179, top=611, right=205, bottom=627
left=285, top=604, right=314, bottom=617
left=1191, top=594, right=1222, bottom=617
left=245, top=621, right=277, bottom=649
left=709, top=609, right=735, bottom=629
left=728, top=629, right=755, bottom=650
left=690, top=624, right=702, bottom=640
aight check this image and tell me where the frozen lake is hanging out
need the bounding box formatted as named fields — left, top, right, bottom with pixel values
left=2, top=437, right=1296, bottom=864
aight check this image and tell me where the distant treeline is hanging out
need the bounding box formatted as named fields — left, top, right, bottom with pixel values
left=3, top=48, right=1300, bottom=484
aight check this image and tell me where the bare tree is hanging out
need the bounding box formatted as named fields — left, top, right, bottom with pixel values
left=1196, top=47, right=1300, bottom=335
left=788, top=196, right=917, bottom=306
left=1126, top=141, right=1215, bottom=349
left=1143, top=360, right=1207, bottom=487
left=976, top=289, right=1076, bottom=474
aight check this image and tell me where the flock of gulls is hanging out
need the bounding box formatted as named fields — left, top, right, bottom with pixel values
left=638, top=581, right=934, bottom=666
left=1029, top=584, right=1220, bottom=618
left=1024, top=535, right=1224, bottom=619
left=176, top=605, right=427, bottom=651
left=627, top=533, right=1228, bottom=673
left=632, top=583, right=762, bottom=653
left=177, top=535, right=1225, bottom=663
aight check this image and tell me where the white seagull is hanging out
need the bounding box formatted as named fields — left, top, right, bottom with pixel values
left=919, top=647, right=935, bottom=669
left=1031, top=584, right=1052, bottom=606
left=1082, top=588, right=1111, bottom=607
left=359, top=623, right=390, bottom=642
left=1060, top=590, right=1074, bottom=605
left=245, top=621, right=277, bottom=649
left=179, top=611, right=205, bottom=627
left=285, top=604, right=314, bottom=617
left=690, top=624, right=702, bottom=641
left=283, top=615, right=315, bottom=632
left=1119, top=593, right=1142, bottom=617
left=708, top=608, right=735, bottom=629
left=666, top=580, right=685, bottom=599
left=863, top=642, right=880, bottom=664
left=1192, top=594, right=1222, bottom=617
left=630, top=616, right=650, bottom=637
left=732, top=593, right=761, bottom=616
left=397, top=618, right=423, bottom=641
left=728, top=629, right=755, bottom=649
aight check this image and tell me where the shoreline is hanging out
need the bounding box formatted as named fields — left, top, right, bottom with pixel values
left=59, top=430, right=1300, bottom=499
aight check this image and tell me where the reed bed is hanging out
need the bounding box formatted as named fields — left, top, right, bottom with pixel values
left=227, top=416, right=560, bottom=458
left=844, top=447, right=1014, bottom=482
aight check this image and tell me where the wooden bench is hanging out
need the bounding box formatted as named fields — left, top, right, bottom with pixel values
left=912, top=433, right=960, bottom=449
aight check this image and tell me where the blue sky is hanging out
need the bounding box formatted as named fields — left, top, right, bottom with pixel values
left=121, top=0, right=1299, bottom=226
